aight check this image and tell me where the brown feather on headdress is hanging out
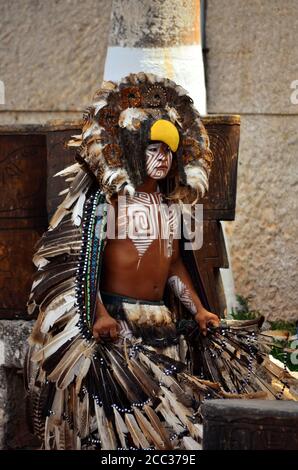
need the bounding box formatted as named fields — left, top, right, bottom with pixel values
left=68, top=72, right=214, bottom=203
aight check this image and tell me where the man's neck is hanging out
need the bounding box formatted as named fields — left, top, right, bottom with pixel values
left=135, top=177, right=159, bottom=194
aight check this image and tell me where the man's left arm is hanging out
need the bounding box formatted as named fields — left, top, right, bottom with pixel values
left=168, top=239, right=219, bottom=335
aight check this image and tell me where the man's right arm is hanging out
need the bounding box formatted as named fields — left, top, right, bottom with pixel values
left=92, top=195, right=120, bottom=342
left=92, top=292, right=119, bottom=341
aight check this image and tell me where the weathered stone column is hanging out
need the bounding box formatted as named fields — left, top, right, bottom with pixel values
left=104, top=0, right=206, bottom=113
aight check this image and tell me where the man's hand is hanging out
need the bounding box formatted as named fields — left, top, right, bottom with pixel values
left=92, top=310, right=120, bottom=342
left=194, top=307, right=220, bottom=336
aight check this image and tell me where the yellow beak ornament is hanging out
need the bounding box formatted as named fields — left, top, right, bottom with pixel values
left=150, top=119, right=180, bottom=153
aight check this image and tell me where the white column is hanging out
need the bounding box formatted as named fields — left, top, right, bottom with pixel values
left=104, top=0, right=206, bottom=114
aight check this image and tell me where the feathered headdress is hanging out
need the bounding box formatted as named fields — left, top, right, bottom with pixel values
left=68, top=72, right=213, bottom=202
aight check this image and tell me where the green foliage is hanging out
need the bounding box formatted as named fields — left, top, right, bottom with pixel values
left=270, top=320, right=298, bottom=372
left=271, top=344, right=298, bottom=372
left=269, top=320, right=296, bottom=335
left=230, top=294, right=261, bottom=320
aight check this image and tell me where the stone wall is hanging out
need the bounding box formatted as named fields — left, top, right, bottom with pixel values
left=0, top=321, right=37, bottom=449
left=206, top=0, right=298, bottom=321
left=0, top=0, right=112, bottom=124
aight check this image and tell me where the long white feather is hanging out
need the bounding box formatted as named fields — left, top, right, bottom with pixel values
left=41, top=295, right=76, bottom=333
left=57, top=354, right=86, bottom=390
left=75, top=356, right=92, bottom=394
left=185, top=164, right=209, bottom=196
left=51, top=389, right=64, bottom=425
left=94, top=99, right=107, bottom=115
left=183, top=436, right=202, bottom=450
left=59, top=188, right=69, bottom=196
left=71, top=191, right=86, bottom=226
left=31, top=276, right=44, bottom=290
left=161, top=386, right=200, bottom=439
left=52, top=340, right=94, bottom=389
left=54, top=162, right=81, bottom=178
left=44, top=416, right=52, bottom=450
left=94, top=401, right=117, bottom=450
left=156, top=397, right=185, bottom=434
left=113, top=408, right=128, bottom=449
left=134, top=408, right=165, bottom=449
left=125, top=413, right=150, bottom=449
left=32, top=314, right=80, bottom=361
left=138, top=352, right=174, bottom=388
left=32, top=256, right=50, bottom=269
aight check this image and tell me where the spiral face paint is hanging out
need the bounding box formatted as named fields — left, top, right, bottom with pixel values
left=145, top=142, right=173, bottom=180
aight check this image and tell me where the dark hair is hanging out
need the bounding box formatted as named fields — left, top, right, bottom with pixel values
left=118, top=115, right=187, bottom=192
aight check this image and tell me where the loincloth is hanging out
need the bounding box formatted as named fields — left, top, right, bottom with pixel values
left=101, top=291, right=179, bottom=348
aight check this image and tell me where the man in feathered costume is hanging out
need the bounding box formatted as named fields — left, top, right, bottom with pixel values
left=25, top=73, right=298, bottom=450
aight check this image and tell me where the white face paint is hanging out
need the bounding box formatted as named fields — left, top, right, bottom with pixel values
left=145, top=142, right=173, bottom=180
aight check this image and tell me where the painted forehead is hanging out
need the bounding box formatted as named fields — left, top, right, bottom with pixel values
left=146, top=141, right=171, bottom=150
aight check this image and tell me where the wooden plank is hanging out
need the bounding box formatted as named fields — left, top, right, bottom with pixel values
left=192, top=220, right=229, bottom=315
left=202, top=115, right=240, bottom=220
left=0, top=132, right=47, bottom=319
left=0, top=228, right=42, bottom=318
left=202, top=400, right=298, bottom=450
left=0, top=135, right=47, bottom=218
